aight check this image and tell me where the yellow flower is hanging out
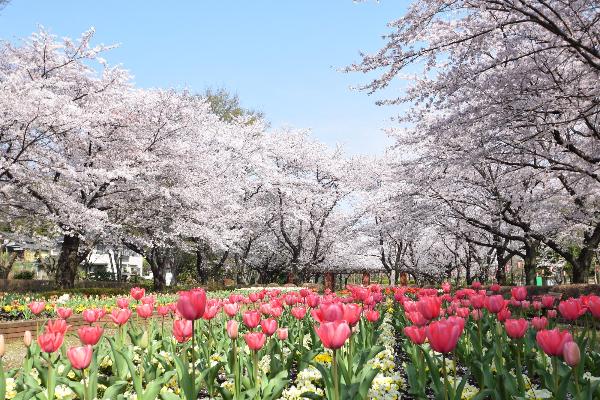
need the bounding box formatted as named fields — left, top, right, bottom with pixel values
left=313, top=352, right=332, bottom=364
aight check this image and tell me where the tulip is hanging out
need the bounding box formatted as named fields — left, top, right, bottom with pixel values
left=317, top=302, right=345, bottom=323
left=37, top=332, right=64, bottom=353
left=110, top=308, right=132, bottom=326
left=223, top=303, right=239, bottom=317
left=417, top=296, right=442, bottom=320
left=176, top=288, right=207, bottom=321
left=471, top=281, right=482, bottom=290
left=471, top=309, right=482, bottom=320
left=441, top=282, right=451, bottom=293
left=547, top=309, right=557, bottom=318
left=78, top=326, right=104, bottom=346
left=66, top=344, right=93, bottom=370
left=56, top=307, right=72, bottom=320
left=306, top=294, right=320, bottom=308
left=558, top=298, right=585, bottom=321
left=291, top=306, right=307, bottom=320
left=277, top=327, right=288, bottom=340
left=407, top=311, right=428, bottom=326
left=141, top=295, right=155, bottom=305
left=536, top=328, right=573, bottom=356
left=260, top=318, right=278, bottom=336
left=82, top=309, right=101, bottom=324
left=587, top=295, right=600, bottom=318
left=173, top=319, right=193, bottom=343
left=244, top=332, right=266, bottom=351
left=28, top=301, right=45, bottom=315
left=561, top=341, right=580, bottom=367
left=404, top=325, right=426, bottom=345
left=504, top=318, right=528, bottom=339
left=23, top=330, right=32, bottom=347
left=242, top=310, right=262, bottom=329
left=116, top=297, right=130, bottom=309
left=470, top=294, right=486, bottom=309
left=203, top=305, right=219, bottom=321
left=130, top=287, right=145, bottom=300
left=511, top=286, right=527, bottom=301
left=226, top=320, right=239, bottom=339
left=455, top=307, right=469, bottom=318
left=497, top=307, right=511, bottom=322
left=45, top=319, right=70, bottom=335
left=490, top=283, right=501, bottom=292
left=365, top=309, right=380, bottom=322
left=342, top=304, right=362, bottom=326
left=541, top=295, right=555, bottom=308
left=157, top=305, right=170, bottom=317
left=485, top=295, right=505, bottom=314
left=315, top=320, right=351, bottom=350
left=136, top=303, right=154, bottom=319
left=532, top=316, right=548, bottom=331
left=425, top=319, right=462, bottom=354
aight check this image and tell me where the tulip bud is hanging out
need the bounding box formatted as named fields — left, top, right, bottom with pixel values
left=0, top=335, right=5, bottom=357
left=563, top=341, right=580, bottom=367
left=227, top=320, right=239, bottom=339
left=140, top=331, right=149, bottom=349
left=24, top=330, right=32, bottom=347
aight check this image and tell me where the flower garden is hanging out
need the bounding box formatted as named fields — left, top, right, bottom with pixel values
left=0, top=284, right=597, bottom=399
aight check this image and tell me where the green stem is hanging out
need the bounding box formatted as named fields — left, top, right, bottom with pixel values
left=332, top=349, right=340, bottom=400
left=347, top=334, right=353, bottom=380
left=552, top=357, right=558, bottom=395
left=83, top=368, right=88, bottom=400
left=191, top=319, right=196, bottom=394
left=515, top=340, right=525, bottom=394
left=253, top=350, right=259, bottom=394
left=47, top=356, right=55, bottom=400
left=442, top=353, right=449, bottom=400
left=233, top=339, right=240, bottom=400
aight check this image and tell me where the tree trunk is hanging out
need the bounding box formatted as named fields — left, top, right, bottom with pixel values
left=149, top=249, right=168, bottom=291
left=523, top=240, right=539, bottom=285
left=572, top=249, right=594, bottom=283
left=196, top=248, right=207, bottom=284
left=56, top=235, right=81, bottom=289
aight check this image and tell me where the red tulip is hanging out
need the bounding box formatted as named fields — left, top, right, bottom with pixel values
left=471, top=309, right=482, bottom=320
left=536, top=328, right=573, bottom=356
left=497, top=307, right=511, bottom=322
left=244, top=332, right=266, bottom=350
left=532, top=316, right=548, bottom=331
left=558, top=298, right=585, bottom=321
left=78, top=326, right=103, bottom=346
left=470, top=294, right=486, bottom=309
left=141, top=296, right=155, bottom=305
left=417, top=296, right=442, bottom=320
left=471, top=281, right=482, bottom=290
left=365, top=309, right=380, bottom=322
left=176, top=288, right=207, bottom=321
left=485, top=295, right=505, bottom=314
left=407, top=311, right=428, bottom=326
left=67, top=345, right=93, bottom=370
left=541, top=295, right=555, bottom=309
left=277, top=328, right=288, bottom=340
left=547, top=309, right=557, bottom=318
left=511, top=286, right=527, bottom=301
left=226, top=319, right=239, bottom=339
left=343, top=304, right=362, bottom=326
left=157, top=305, right=170, bottom=317
left=37, top=332, right=64, bottom=353
left=45, top=319, right=70, bottom=335
left=130, top=287, right=145, bottom=300
left=260, top=318, right=278, bottom=336
left=504, top=318, right=528, bottom=339
left=223, top=303, right=239, bottom=317
left=455, top=307, right=469, bottom=318
left=116, top=297, right=130, bottom=309
left=291, top=306, right=307, bottom=320
left=110, top=308, right=132, bottom=326
left=532, top=301, right=542, bottom=311
left=587, top=296, right=600, bottom=318
left=490, top=284, right=501, bottom=292
left=425, top=318, right=462, bottom=354
left=82, top=309, right=101, bottom=324
left=28, top=301, right=45, bottom=315
left=306, top=294, right=320, bottom=308
left=315, top=320, right=351, bottom=350
left=441, top=282, right=451, bottom=293
left=173, top=319, right=193, bottom=343
left=404, top=325, right=426, bottom=345
left=563, top=341, right=580, bottom=366
left=56, top=307, right=72, bottom=320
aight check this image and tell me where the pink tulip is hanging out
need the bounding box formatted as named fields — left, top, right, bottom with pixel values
left=227, top=320, right=239, bottom=339
left=37, top=332, right=64, bottom=353
left=45, top=319, right=70, bottom=335
left=404, top=325, right=426, bottom=345
left=563, top=341, right=580, bottom=366
left=532, top=316, right=548, bottom=331
left=558, top=298, right=585, bottom=321
left=536, top=328, right=573, bottom=356
left=173, top=319, right=193, bottom=343
left=176, top=288, right=207, bottom=321
left=277, top=328, right=288, bottom=340
left=82, top=309, right=101, bottom=324
left=223, top=303, right=239, bottom=317
left=244, top=332, right=266, bottom=350
left=28, top=301, right=45, bottom=315
left=110, top=308, right=132, bottom=326
left=157, top=305, right=171, bottom=317
left=426, top=318, right=462, bottom=354
left=136, top=303, right=154, bottom=319
left=504, top=318, right=528, bottom=339
left=130, top=287, right=145, bottom=300
left=291, top=306, right=307, bottom=320
left=116, top=297, right=130, bottom=309
left=365, top=309, right=380, bottom=322
left=343, top=304, right=362, bottom=326
left=511, top=286, right=527, bottom=301
left=67, top=345, right=93, bottom=370
left=243, top=310, right=261, bottom=329
left=315, top=320, right=351, bottom=350
left=56, top=307, right=72, bottom=320
left=417, top=296, right=441, bottom=320
left=260, top=318, right=278, bottom=336
left=78, top=326, right=103, bottom=346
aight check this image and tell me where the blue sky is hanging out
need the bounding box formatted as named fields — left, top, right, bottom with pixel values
left=0, top=1, right=408, bottom=154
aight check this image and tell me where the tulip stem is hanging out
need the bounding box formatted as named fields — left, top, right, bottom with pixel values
left=191, top=319, right=196, bottom=394
left=552, top=357, right=558, bottom=395
left=82, top=368, right=88, bottom=400
left=332, top=349, right=340, bottom=400
left=441, top=353, right=449, bottom=400
left=253, top=350, right=259, bottom=394
left=233, top=339, right=240, bottom=400
left=347, top=334, right=353, bottom=380
left=515, top=340, right=525, bottom=394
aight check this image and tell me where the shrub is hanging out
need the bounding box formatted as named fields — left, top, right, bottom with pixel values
left=13, top=270, right=35, bottom=280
